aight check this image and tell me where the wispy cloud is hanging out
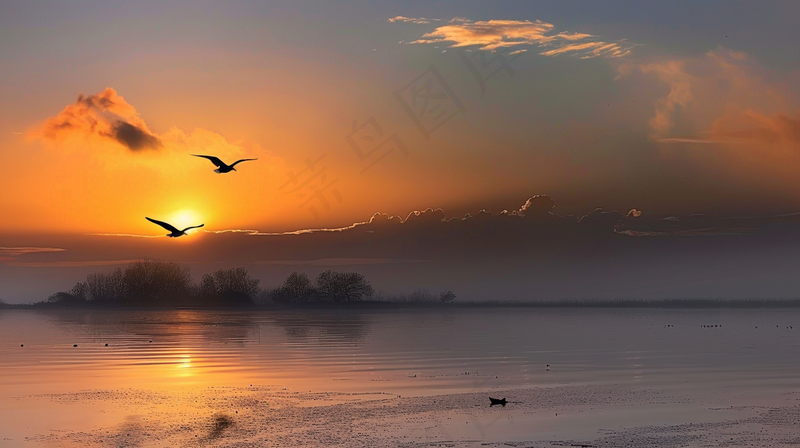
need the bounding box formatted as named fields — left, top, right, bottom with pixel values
left=616, top=228, right=752, bottom=237
left=8, top=259, right=143, bottom=268
left=709, top=110, right=800, bottom=146
left=251, top=223, right=363, bottom=236
left=202, top=229, right=260, bottom=235
left=0, top=247, right=66, bottom=256
left=34, top=88, right=162, bottom=151
left=540, top=41, right=631, bottom=59
left=657, top=138, right=745, bottom=145
left=388, top=16, right=440, bottom=25
left=397, top=18, right=633, bottom=59
left=255, top=258, right=426, bottom=266
left=88, top=233, right=164, bottom=238
left=634, top=60, right=694, bottom=138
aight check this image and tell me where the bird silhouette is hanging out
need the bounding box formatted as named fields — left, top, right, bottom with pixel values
left=146, top=217, right=204, bottom=238
left=191, top=154, right=257, bottom=173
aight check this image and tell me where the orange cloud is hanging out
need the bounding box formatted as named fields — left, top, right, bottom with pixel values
left=36, top=88, right=161, bottom=151
left=637, top=60, right=694, bottom=138
left=709, top=110, right=800, bottom=146
left=31, top=87, right=282, bottom=175
left=540, top=41, right=631, bottom=58
left=15, top=87, right=288, bottom=236
left=388, top=16, right=439, bottom=25
left=626, top=48, right=800, bottom=148
left=402, top=18, right=632, bottom=58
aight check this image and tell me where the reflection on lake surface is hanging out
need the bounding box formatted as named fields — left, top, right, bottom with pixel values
left=1, top=308, right=800, bottom=447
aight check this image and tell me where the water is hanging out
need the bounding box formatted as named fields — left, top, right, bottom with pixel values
left=1, top=307, right=799, bottom=447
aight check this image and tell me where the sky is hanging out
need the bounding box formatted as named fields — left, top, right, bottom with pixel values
left=2, top=1, right=800, bottom=302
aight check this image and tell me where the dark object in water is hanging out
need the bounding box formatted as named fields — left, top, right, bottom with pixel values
left=209, top=414, right=233, bottom=439
left=489, top=397, right=507, bottom=406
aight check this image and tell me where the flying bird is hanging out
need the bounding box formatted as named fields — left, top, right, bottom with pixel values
left=191, top=154, right=258, bottom=173
left=146, top=217, right=204, bottom=238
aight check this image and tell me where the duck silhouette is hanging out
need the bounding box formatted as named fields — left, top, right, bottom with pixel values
left=489, top=397, right=507, bottom=406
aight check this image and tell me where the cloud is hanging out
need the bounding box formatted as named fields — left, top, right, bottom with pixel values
left=255, top=258, right=426, bottom=266
left=516, top=195, right=556, bottom=216
left=111, top=121, right=162, bottom=151
left=89, top=233, right=164, bottom=238
left=577, top=208, right=624, bottom=230
left=9, top=196, right=800, bottom=303
left=3, top=195, right=639, bottom=271
left=614, top=211, right=763, bottom=237
left=29, top=88, right=281, bottom=179
left=637, top=60, right=694, bottom=138
left=540, top=41, right=632, bottom=59
left=625, top=48, right=800, bottom=147
left=35, top=87, right=162, bottom=151
left=13, top=195, right=790, bottom=271
left=615, top=228, right=751, bottom=237
left=0, top=247, right=66, bottom=256
left=403, top=18, right=632, bottom=58
left=388, top=16, right=439, bottom=25
left=403, top=208, right=446, bottom=225
left=627, top=209, right=643, bottom=218
left=709, top=110, right=800, bottom=146
left=657, top=138, right=735, bottom=144
left=8, top=259, right=143, bottom=268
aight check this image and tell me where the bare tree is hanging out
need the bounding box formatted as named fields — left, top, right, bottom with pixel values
left=315, top=270, right=374, bottom=302
left=85, top=268, right=126, bottom=304
left=272, top=272, right=315, bottom=304
left=199, top=267, right=260, bottom=305
left=122, top=260, right=192, bottom=306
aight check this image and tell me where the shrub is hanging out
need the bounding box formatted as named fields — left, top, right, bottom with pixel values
left=440, top=290, right=456, bottom=303
left=48, top=282, right=89, bottom=305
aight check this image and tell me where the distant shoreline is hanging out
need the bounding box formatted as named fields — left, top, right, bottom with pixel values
left=4, top=298, right=800, bottom=309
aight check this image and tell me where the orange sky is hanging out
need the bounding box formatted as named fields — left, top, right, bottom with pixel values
left=2, top=2, right=800, bottom=238
left=3, top=2, right=800, bottom=304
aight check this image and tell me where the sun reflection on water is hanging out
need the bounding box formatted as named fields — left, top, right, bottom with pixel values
left=177, top=354, right=192, bottom=373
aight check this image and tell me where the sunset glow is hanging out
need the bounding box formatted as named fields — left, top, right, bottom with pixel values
left=3, top=4, right=800, bottom=448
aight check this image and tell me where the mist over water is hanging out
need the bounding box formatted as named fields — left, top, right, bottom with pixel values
left=2, top=308, right=799, bottom=446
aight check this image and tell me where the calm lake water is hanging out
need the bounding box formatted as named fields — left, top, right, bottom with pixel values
left=1, top=307, right=800, bottom=447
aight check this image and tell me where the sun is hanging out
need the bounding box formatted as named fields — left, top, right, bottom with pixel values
left=169, top=209, right=204, bottom=234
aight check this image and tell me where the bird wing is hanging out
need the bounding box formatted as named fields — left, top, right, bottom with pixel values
left=230, top=158, right=258, bottom=167
left=146, top=217, right=180, bottom=233
left=191, top=154, right=225, bottom=167
left=181, top=223, right=205, bottom=232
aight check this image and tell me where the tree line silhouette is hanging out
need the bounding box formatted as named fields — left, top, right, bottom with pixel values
left=42, top=260, right=393, bottom=307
